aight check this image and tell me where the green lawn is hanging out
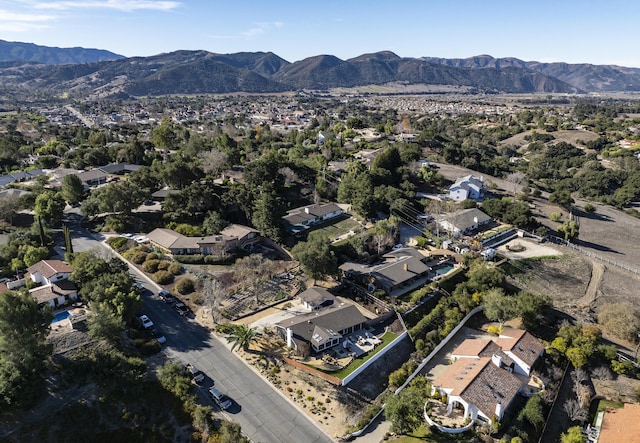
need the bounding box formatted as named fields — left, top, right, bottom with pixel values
left=307, top=217, right=363, bottom=242
left=389, top=424, right=475, bottom=442
left=590, top=399, right=624, bottom=425
left=324, top=331, right=397, bottom=379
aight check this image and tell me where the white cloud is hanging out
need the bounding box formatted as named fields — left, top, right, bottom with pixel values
left=0, top=8, right=55, bottom=31
left=29, top=0, right=180, bottom=12
left=242, top=21, right=283, bottom=40
left=0, top=22, right=49, bottom=31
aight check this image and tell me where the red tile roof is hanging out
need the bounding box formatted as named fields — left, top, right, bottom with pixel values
left=599, top=403, right=640, bottom=443
left=27, top=260, right=72, bottom=279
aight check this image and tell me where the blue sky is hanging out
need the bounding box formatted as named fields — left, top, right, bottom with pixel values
left=1, top=0, right=639, bottom=67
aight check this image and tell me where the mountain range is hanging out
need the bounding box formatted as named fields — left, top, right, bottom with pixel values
left=1, top=40, right=640, bottom=98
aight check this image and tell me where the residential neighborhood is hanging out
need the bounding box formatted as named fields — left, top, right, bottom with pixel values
left=0, top=89, right=639, bottom=443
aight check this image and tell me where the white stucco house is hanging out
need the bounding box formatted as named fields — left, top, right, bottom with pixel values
left=449, top=175, right=485, bottom=202
left=27, top=260, right=77, bottom=308
left=432, top=329, right=545, bottom=424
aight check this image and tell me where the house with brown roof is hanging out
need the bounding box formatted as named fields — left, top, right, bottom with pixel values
left=275, top=303, right=368, bottom=354
left=433, top=357, right=522, bottom=423
left=452, top=328, right=545, bottom=377
left=598, top=403, right=640, bottom=443
left=27, top=260, right=73, bottom=286
left=147, top=224, right=260, bottom=255
left=26, top=260, right=77, bottom=308
left=494, top=328, right=545, bottom=376
left=432, top=329, right=545, bottom=424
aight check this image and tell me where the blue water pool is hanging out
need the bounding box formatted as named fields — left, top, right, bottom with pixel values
left=52, top=310, right=71, bottom=324
left=433, top=263, right=454, bottom=275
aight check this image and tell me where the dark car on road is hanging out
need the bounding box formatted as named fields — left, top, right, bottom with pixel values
left=159, top=289, right=175, bottom=304
left=174, top=301, right=190, bottom=316
left=186, top=363, right=205, bottom=384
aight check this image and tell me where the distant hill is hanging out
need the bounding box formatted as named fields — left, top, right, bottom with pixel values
left=0, top=39, right=124, bottom=65
left=2, top=45, right=640, bottom=97
left=422, top=55, right=640, bottom=92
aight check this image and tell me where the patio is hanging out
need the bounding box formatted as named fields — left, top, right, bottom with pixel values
left=333, top=329, right=382, bottom=358
left=425, top=399, right=468, bottom=428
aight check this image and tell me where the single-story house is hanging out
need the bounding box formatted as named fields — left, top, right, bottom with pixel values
left=27, top=260, right=73, bottom=286
left=282, top=202, right=345, bottom=234
left=0, top=188, right=31, bottom=200
left=276, top=303, right=368, bottom=354
left=151, top=189, right=181, bottom=201
left=147, top=224, right=260, bottom=255
left=77, top=169, right=108, bottom=187
left=298, top=287, right=335, bottom=311
left=98, top=162, right=141, bottom=175
left=449, top=175, right=485, bottom=202
left=0, top=169, right=45, bottom=188
left=339, top=247, right=431, bottom=297
left=435, top=208, right=492, bottom=237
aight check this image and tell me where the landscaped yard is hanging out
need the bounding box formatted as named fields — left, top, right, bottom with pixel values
left=307, top=216, right=364, bottom=242
left=388, top=424, right=475, bottom=442
left=324, top=330, right=397, bottom=379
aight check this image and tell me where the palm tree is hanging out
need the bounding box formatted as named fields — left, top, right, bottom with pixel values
left=226, top=324, right=259, bottom=352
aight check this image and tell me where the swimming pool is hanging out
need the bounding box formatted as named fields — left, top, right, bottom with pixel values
left=432, top=263, right=454, bottom=276
left=52, top=310, right=71, bottom=324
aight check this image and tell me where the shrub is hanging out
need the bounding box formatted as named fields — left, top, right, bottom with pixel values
left=550, top=212, right=562, bottom=222
left=174, top=255, right=205, bottom=264
left=153, top=270, right=174, bottom=285
left=157, top=260, right=170, bottom=271
left=104, top=215, right=126, bottom=233
left=146, top=252, right=160, bottom=261
left=175, top=277, right=195, bottom=295
left=132, top=250, right=148, bottom=264
left=168, top=262, right=183, bottom=275
left=584, top=203, right=596, bottom=213
left=107, top=236, right=131, bottom=252
left=142, top=259, right=161, bottom=273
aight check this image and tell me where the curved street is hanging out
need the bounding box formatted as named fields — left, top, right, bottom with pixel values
left=63, top=208, right=334, bottom=443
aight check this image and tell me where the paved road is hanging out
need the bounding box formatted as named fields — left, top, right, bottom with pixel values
left=62, top=209, right=334, bottom=443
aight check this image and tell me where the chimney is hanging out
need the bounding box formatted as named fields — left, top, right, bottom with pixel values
left=286, top=328, right=293, bottom=348
left=473, top=216, right=479, bottom=225
left=403, top=263, right=408, bottom=271
left=495, top=402, right=503, bottom=420
left=304, top=207, right=310, bottom=214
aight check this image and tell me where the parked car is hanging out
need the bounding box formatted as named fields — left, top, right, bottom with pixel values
left=138, top=314, right=154, bottom=329
left=208, top=387, right=232, bottom=410
left=134, top=282, right=152, bottom=295
left=151, top=327, right=166, bottom=344
left=159, top=289, right=175, bottom=303
left=174, top=301, right=189, bottom=316
left=186, top=363, right=205, bottom=384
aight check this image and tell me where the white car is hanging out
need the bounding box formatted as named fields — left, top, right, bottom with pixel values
left=138, top=314, right=154, bottom=329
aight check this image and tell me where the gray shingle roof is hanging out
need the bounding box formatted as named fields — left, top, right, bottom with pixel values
left=276, top=303, right=367, bottom=345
